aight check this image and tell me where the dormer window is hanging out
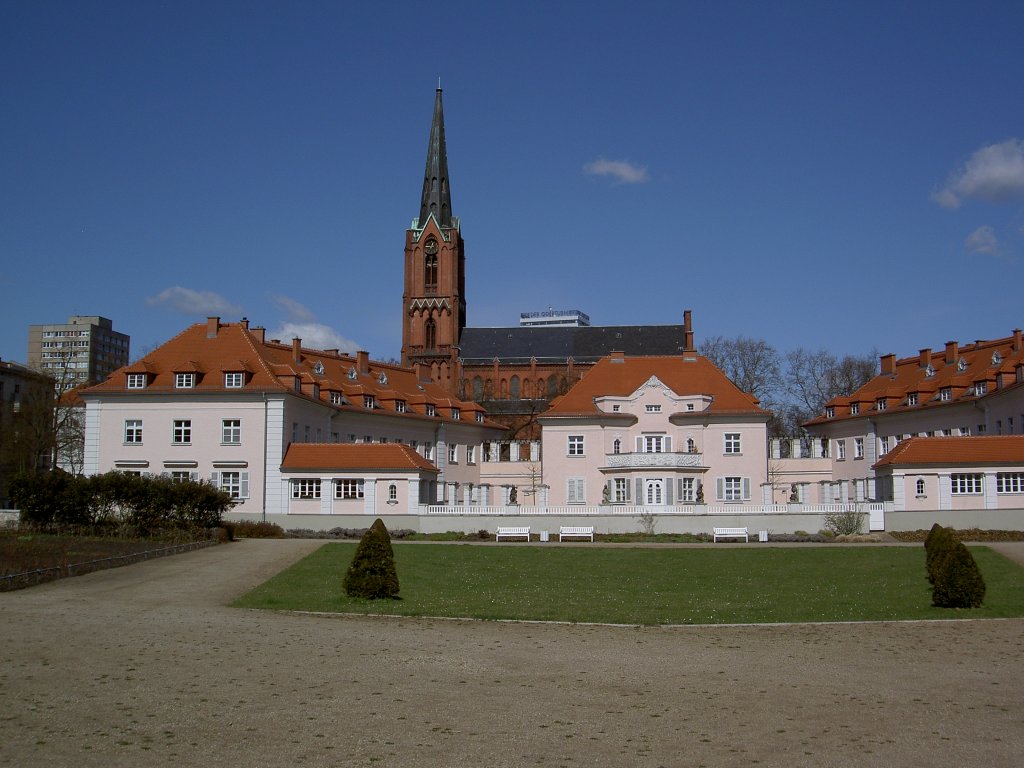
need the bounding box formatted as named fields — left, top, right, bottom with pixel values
left=957, top=358, right=967, bottom=371
left=687, top=403, right=695, bottom=411
left=378, top=372, right=388, bottom=385
left=126, top=373, right=147, bottom=389
left=330, top=392, right=344, bottom=405
left=939, top=387, right=952, bottom=402
left=975, top=382, right=988, bottom=396
left=395, top=400, right=407, bottom=413
left=426, top=404, right=436, bottom=417
left=347, top=366, right=357, bottom=380
left=876, top=398, right=887, bottom=411
left=825, top=407, right=834, bottom=418
left=311, top=384, right=320, bottom=399
left=313, top=361, right=324, bottom=375
left=475, top=412, right=484, bottom=423
left=364, top=395, right=376, bottom=409
left=907, top=393, right=918, bottom=406
left=612, top=404, right=620, bottom=412
left=224, top=372, right=244, bottom=388
left=850, top=403, right=860, bottom=415
left=175, top=373, right=196, bottom=389
left=925, top=364, right=935, bottom=377
left=992, top=351, right=1003, bottom=365
left=451, top=407, right=460, bottom=420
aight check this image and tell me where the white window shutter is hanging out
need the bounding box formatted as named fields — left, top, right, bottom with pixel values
left=240, top=472, right=249, bottom=499
left=742, top=477, right=751, bottom=500
left=665, top=479, right=673, bottom=505
left=635, top=436, right=643, bottom=452
left=211, top=472, right=219, bottom=488
left=716, top=477, right=724, bottom=500
left=190, top=471, right=199, bottom=482
left=664, top=436, right=672, bottom=453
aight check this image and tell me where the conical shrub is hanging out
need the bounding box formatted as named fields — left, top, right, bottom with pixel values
left=343, top=518, right=400, bottom=599
left=932, top=540, right=986, bottom=608
left=924, top=523, right=955, bottom=584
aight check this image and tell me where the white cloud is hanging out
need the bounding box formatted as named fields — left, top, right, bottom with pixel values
left=268, top=294, right=361, bottom=352
left=933, top=139, right=1024, bottom=209
left=583, top=157, right=650, bottom=184
left=146, top=286, right=242, bottom=317
left=269, top=322, right=361, bottom=353
left=965, top=225, right=999, bottom=255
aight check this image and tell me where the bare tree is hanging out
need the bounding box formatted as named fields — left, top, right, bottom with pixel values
left=699, top=335, right=783, bottom=408
left=784, top=348, right=878, bottom=428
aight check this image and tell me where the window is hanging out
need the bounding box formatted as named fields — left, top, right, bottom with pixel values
left=292, top=479, right=321, bottom=499
left=645, top=404, right=662, bottom=413
left=126, top=373, right=146, bottom=389
left=475, top=412, right=484, bottom=423
left=850, top=403, right=860, bottom=415
left=172, top=420, right=191, bottom=444
left=719, top=476, right=750, bottom=502
left=219, top=471, right=248, bottom=500
left=364, top=395, right=375, bottom=409
left=330, top=392, right=343, bottom=405
left=567, top=477, right=586, bottom=504
left=467, top=445, right=476, bottom=464
left=222, top=419, right=241, bottom=444
left=175, top=373, right=196, bottom=388
left=613, top=478, right=629, bottom=503
left=224, top=372, right=244, bottom=388
left=686, top=438, right=696, bottom=453
left=836, top=440, right=846, bottom=460
left=939, top=388, right=952, bottom=402
left=724, top=433, right=741, bottom=454
left=426, top=404, right=436, bottom=417
left=854, top=437, right=864, bottom=459
left=448, top=444, right=458, bottom=463
left=950, top=474, right=983, bottom=494
left=825, top=407, right=835, bottom=418
left=876, top=398, right=887, bottom=411
left=679, top=477, right=696, bottom=502
left=915, top=478, right=926, bottom=496
left=388, top=483, right=398, bottom=502
left=879, top=436, right=889, bottom=455
left=611, top=404, right=620, bottom=412
left=612, top=438, right=621, bottom=454
left=170, top=471, right=192, bottom=483
left=996, top=473, right=1024, bottom=494
left=642, top=435, right=665, bottom=453
left=568, top=435, right=584, bottom=456
left=907, top=393, right=919, bottom=406
left=450, top=407, right=460, bottom=420
left=395, top=400, right=407, bottom=413
left=424, top=244, right=438, bottom=292
left=423, top=442, right=434, bottom=460
left=335, top=479, right=364, bottom=499
left=124, top=419, right=143, bottom=444
left=975, top=382, right=988, bottom=396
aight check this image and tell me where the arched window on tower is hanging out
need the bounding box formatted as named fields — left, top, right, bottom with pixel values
left=424, top=318, right=437, bottom=351
left=425, top=253, right=438, bottom=294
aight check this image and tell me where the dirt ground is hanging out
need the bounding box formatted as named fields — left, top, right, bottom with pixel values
left=1, top=539, right=1022, bottom=768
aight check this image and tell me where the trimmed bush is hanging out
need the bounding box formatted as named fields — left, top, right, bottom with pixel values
left=924, top=524, right=956, bottom=584
left=932, top=540, right=986, bottom=608
left=343, top=518, right=400, bottom=599
left=231, top=520, right=286, bottom=538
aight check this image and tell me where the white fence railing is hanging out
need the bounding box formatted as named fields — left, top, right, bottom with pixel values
left=419, top=503, right=881, bottom=517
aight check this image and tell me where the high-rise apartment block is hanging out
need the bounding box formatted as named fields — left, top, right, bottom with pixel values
left=27, top=316, right=130, bottom=388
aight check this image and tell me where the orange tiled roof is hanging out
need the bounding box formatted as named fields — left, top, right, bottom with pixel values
left=873, top=436, right=1024, bottom=468
left=281, top=443, right=439, bottom=473
left=544, top=354, right=765, bottom=416
left=83, top=319, right=500, bottom=429
left=806, top=330, right=1024, bottom=427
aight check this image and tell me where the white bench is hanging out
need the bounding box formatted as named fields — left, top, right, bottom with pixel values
left=713, top=527, right=749, bottom=542
left=559, top=526, right=594, bottom=542
left=496, top=526, right=531, bottom=542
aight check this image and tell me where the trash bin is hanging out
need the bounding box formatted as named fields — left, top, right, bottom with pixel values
left=758, top=530, right=769, bottom=542
left=539, top=530, right=549, bottom=542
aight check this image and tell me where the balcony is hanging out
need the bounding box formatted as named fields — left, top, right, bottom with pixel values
left=604, top=451, right=704, bottom=469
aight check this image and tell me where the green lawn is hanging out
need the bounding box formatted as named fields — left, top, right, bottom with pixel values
left=233, top=543, right=1024, bottom=625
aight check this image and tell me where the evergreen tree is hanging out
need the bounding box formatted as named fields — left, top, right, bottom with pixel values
left=343, top=518, right=400, bottom=599
left=932, top=541, right=986, bottom=609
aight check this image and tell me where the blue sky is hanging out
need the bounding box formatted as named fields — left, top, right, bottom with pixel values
left=2, top=1, right=1023, bottom=367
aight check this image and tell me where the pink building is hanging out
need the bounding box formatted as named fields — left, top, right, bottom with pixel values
left=540, top=351, right=770, bottom=507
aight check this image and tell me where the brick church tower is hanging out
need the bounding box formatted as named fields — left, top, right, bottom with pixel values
left=400, top=87, right=466, bottom=391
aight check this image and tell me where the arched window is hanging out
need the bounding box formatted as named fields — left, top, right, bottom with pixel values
left=472, top=376, right=483, bottom=400
left=547, top=376, right=558, bottom=399
left=687, top=438, right=696, bottom=453
left=424, top=318, right=437, bottom=350
left=915, top=478, right=925, bottom=496
left=424, top=251, right=438, bottom=293
left=484, top=379, right=494, bottom=399
left=388, top=483, right=398, bottom=502
left=510, top=375, right=520, bottom=399
left=613, top=438, right=621, bottom=454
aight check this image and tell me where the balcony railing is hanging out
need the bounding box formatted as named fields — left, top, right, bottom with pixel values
left=604, top=451, right=704, bottom=469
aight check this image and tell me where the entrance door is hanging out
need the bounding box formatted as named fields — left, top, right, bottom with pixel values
left=645, top=479, right=664, bottom=506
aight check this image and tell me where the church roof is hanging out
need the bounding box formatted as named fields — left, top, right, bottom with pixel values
left=418, top=87, right=453, bottom=229
left=458, top=324, right=688, bottom=364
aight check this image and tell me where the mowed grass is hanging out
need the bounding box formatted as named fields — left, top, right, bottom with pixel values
left=234, top=543, right=1024, bottom=625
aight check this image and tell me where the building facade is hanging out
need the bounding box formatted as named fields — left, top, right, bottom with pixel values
left=805, top=329, right=1024, bottom=502
left=28, top=315, right=130, bottom=388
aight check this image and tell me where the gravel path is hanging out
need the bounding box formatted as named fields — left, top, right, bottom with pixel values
left=1, top=539, right=1022, bottom=767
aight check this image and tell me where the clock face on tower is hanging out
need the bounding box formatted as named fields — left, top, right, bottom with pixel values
left=423, top=238, right=438, bottom=255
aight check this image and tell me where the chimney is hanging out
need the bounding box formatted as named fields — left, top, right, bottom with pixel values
left=880, top=353, right=896, bottom=375
left=919, top=348, right=932, bottom=369
left=944, top=340, right=958, bottom=364
left=206, top=317, right=220, bottom=339
left=240, top=317, right=249, bottom=330
left=324, top=348, right=338, bottom=357
left=610, top=350, right=625, bottom=363
left=292, top=337, right=302, bottom=364
left=1014, top=329, right=1022, bottom=352
left=356, top=350, right=369, bottom=374
left=252, top=326, right=265, bottom=343
left=683, top=309, right=694, bottom=352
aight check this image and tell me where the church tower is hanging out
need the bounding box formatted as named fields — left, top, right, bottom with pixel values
left=401, top=87, right=466, bottom=391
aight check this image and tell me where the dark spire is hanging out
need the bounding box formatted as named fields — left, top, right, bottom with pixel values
left=419, top=87, right=452, bottom=228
